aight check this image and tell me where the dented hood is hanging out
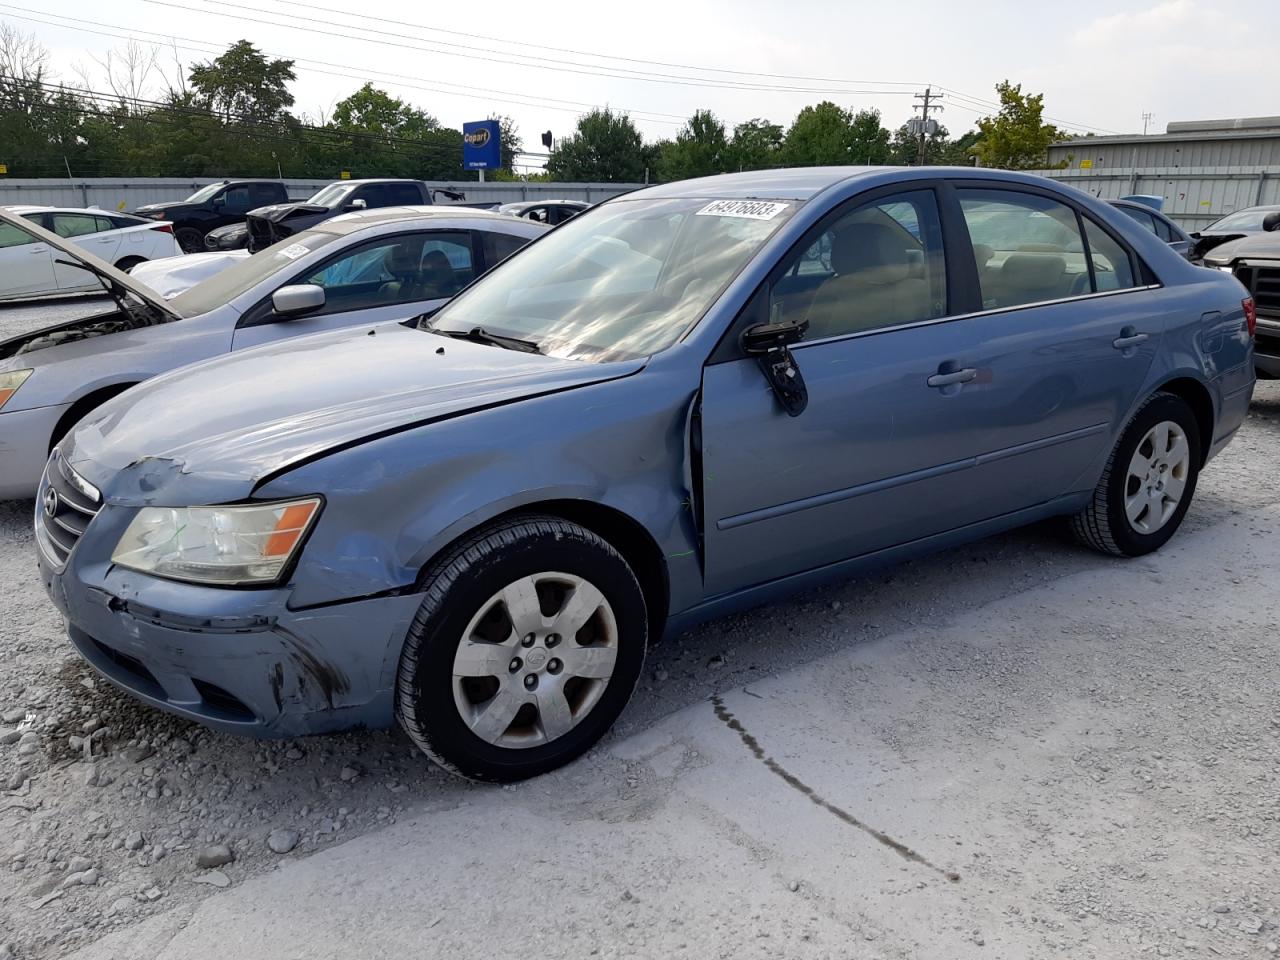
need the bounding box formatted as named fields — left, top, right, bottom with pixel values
left=65, top=322, right=644, bottom=505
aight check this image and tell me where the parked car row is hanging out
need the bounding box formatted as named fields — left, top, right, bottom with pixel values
left=2, top=166, right=1256, bottom=785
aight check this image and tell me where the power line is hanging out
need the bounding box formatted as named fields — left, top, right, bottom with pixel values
left=0, top=8, right=691, bottom=125
left=146, top=0, right=922, bottom=97
left=247, top=0, right=931, bottom=91
left=253, top=0, right=929, bottom=90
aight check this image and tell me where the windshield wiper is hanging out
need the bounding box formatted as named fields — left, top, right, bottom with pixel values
left=432, top=326, right=541, bottom=354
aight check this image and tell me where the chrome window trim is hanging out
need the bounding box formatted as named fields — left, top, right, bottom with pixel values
left=792, top=283, right=1163, bottom=352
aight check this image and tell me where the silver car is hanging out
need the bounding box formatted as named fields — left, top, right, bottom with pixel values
left=0, top=206, right=546, bottom=498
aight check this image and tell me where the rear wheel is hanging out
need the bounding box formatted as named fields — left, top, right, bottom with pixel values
left=1070, top=392, right=1201, bottom=557
left=395, top=516, right=647, bottom=782
left=114, top=256, right=145, bottom=273
left=175, top=227, right=204, bottom=254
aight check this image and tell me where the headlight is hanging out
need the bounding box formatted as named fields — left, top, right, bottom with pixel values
left=111, top=498, right=322, bottom=585
left=0, top=369, right=33, bottom=411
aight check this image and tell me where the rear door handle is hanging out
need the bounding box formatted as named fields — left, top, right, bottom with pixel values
left=1113, top=326, right=1149, bottom=350
left=927, top=367, right=977, bottom=388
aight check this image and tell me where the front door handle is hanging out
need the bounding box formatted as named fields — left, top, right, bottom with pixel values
left=927, top=367, right=978, bottom=388
left=1113, top=325, right=1149, bottom=350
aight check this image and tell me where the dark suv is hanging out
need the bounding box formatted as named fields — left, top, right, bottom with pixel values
left=245, top=179, right=433, bottom=250
left=133, top=180, right=291, bottom=253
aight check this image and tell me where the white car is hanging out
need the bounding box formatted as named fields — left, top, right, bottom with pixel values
left=130, top=250, right=252, bottom=299
left=0, top=206, right=182, bottom=300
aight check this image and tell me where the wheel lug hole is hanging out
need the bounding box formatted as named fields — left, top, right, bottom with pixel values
left=523, top=674, right=538, bottom=690
left=547, top=658, right=562, bottom=674
left=546, top=633, right=560, bottom=648
left=522, top=633, right=535, bottom=648
left=509, top=657, right=522, bottom=672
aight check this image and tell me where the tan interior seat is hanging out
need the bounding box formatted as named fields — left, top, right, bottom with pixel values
left=803, top=222, right=930, bottom=339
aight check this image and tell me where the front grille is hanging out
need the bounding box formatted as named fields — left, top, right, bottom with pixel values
left=1238, top=265, right=1280, bottom=316
left=35, top=452, right=102, bottom=569
left=1253, top=266, right=1280, bottom=315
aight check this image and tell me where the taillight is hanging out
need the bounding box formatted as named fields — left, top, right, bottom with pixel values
left=1243, top=297, right=1257, bottom=338
left=151, top=223, right=174, bottom=235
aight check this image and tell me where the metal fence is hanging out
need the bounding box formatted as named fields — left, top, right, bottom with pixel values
left=1029, top=166, right=1279, bottom=230
left=0, top=178, right=645, bottom=211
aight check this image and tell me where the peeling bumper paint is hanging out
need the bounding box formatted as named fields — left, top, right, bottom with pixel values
left=40, top=510, right=423, bottom=737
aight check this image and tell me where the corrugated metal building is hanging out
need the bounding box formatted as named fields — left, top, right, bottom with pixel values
left=1036, top=117, right=1280, bottom=229
left=1048, top=116, right=1280, bottom=170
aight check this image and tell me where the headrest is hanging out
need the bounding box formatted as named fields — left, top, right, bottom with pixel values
left=1000, top=253, right=1066, bottom=284
left=831, top=221, right=910, bottom=284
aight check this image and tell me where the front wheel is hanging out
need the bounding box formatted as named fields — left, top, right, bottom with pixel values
left=1070, top=391, right=1201, bottom=557
left=395, top=516, right=648, bottom=782
left=175, top=227, right=204, bottom=253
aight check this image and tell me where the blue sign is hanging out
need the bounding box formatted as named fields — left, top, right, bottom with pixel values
left=463, top=120, right=501, bottom=170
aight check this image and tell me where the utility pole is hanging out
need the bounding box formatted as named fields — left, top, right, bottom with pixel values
left=1141, top=111, right=1154, bottom=135
left=912, top=87, right=944, bottom=165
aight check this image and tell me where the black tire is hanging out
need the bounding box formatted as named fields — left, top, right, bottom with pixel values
left=114, top=256, right=145, bottom=273
left=395, top=515, right=648, bottom=783
left=1070, top=391, right=1201, bottom=557
left=175, top=227, right=204, bottom=254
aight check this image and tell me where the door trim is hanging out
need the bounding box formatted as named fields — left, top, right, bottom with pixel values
left=716, top=420, right=1109, bottom=531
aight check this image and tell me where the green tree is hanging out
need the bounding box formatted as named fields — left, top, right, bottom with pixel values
left=887, top=123, right=980, bottom=166
left=655, top=109, right=728, bottom=181
left=328, top=84, right=465, bottom=179
left=545, top=108, right=646, bottom=182
left=847, top=108, right=891, bottom=165
left=490, top=115, right=522, bottom=175
left=970, top=81, right=1064, bottom=170
left=782, top=102, right=890, bottom=166
left=727, top=118, right=783, bottom=171
left=188, top=40, right=295, bottom=122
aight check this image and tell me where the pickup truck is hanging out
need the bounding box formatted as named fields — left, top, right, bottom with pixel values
left=245, top=179, right=436, bottom=250
left=132, top=180, right=293, bottom=253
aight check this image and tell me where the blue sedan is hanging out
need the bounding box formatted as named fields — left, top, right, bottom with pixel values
left=38, top=167, right=1256, bottom=782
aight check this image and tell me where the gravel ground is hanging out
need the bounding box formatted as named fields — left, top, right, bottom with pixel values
left=1, top=292, right=1278, bottom=958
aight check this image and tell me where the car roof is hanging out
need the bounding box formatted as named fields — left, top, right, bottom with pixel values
left=331, top=179, right=423, bottom=186
left=620, top=165, right=1064, bottom=202
left=312, top=205, right=532, bottom=234
left=1, top=205, right=135, bottom=216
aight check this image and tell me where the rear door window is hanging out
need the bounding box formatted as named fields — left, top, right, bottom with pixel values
left=50, top=213, right=107, bottom=238
left=0, top=223, right=34, bottom=247
left=481, top=230, right=531, bottom=269
left=1119, top=206, right=1158, bottom=235
left=959, top=190, right=1091, bottom=309
left=1081, top=219, right=1137, bottom=291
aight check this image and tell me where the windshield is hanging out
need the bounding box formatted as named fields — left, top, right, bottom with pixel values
left=427, top=197, right=796, bottom=362
left=308, top=183, right=356, bottom=207
left=185, top=183, right=225, bottom=203
left=168, top=230, right=343, bottom=316
left=1206, top=208, right=1275, bottom=231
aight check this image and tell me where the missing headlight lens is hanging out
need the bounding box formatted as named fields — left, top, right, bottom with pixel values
left=111, top=498, right=322, bottom=585
left=0, top=369, right=33, bottom=411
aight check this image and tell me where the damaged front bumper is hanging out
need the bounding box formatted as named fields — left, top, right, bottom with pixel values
left=38, top=485, right=422, bottom=738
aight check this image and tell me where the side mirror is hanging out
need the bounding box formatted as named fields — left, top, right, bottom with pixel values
left=742, top=317, right=808, bottom=355
left=742, top=317, right=809, bottom=417
left=211, top=196, right=225, bottom=209
left=271, top=285, right=325, bottom=317
left=344, top=198, right=367, bottom=211
left=1264, top=212, right=1280, bottom=232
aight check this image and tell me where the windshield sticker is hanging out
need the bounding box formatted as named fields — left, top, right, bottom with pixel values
left=276, top=243, right=310, bottom=260
left=696, top=200, right=790, bottom=221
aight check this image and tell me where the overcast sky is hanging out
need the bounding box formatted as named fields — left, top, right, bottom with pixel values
left=6, top=0, right=1278, bottom=166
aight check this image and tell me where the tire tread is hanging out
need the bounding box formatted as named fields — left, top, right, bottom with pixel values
left=394, top=514, right=641, bottom=781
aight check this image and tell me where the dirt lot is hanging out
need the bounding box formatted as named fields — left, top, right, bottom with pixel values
left=1, top=294, right=1278, bottom=957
